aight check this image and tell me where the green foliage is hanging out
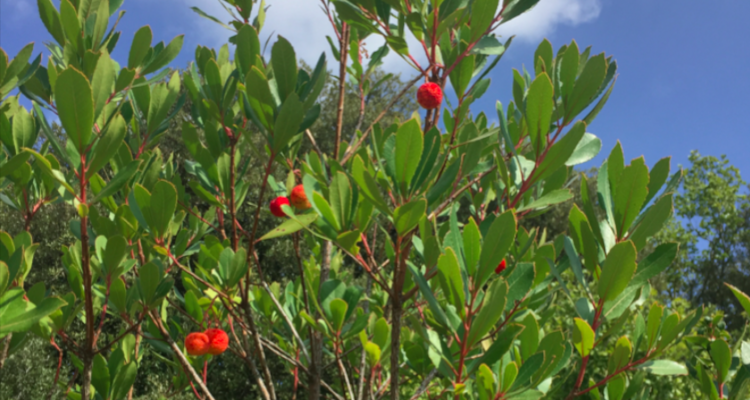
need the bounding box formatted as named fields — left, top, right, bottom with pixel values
left=0, top=0, right=729, bottom=400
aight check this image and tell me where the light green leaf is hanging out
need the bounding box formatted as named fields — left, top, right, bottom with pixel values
left=110, top=361, right=137, bottom=400
left=606, top=374, right=626, bottom=400
left=726, top=283, right=750, bottom=316
left=87, top=114, right=126, bottom=177
left=351, top=155, right=390, bottom=216
left=565, top=132, right=601, bottom=166
left=365, top=342, right=381, bottom=367
left=629, top=195, right=672, bottom=251
left=638, top=360, right=688, bottom=376
left=517, top=189, right=573, bottom=212
left=128, top=26, right=152, bottom=68
left=471, top=0, right=500, bottom=40
left=613, top=157, right=649, bottom=237
left=273, top=93, right=303, bottom=152
left=91, top=353, right=110, bottom=397
left=330, top=298, right=348, bottom=333
left=141, top=34, right=184, bottom=75
left=573, top=317, right=594, bottom=356
left=236, top=24, right=260, bottom=76
left=259, top=213, right=318, bottom=241
left=0, top=296, right=67, bottom=335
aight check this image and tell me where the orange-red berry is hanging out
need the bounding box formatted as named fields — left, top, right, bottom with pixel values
left=185, top=332, right=210, bottom=356
left=495, top=259, right=507, bottom=274
left=289, top=185, right=311, bottom=210
left=269, top=196, right=290, bottom=217
left=204, top=328, right=230, bottom=355
left=417, top=82, right=442, bottom=110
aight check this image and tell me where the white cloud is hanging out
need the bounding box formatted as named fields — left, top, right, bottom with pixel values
left=181, top=0, right=601, bottom=71
left=497, top=0, right=602, bottom=42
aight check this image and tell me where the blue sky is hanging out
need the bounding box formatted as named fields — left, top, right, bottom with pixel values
left=2, top=0, right=749, bottom=179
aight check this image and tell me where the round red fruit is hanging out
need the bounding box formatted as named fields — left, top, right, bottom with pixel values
left=289, top=185, right=311, bottom=210
left=204, top=328, right=230, bottom=355
left=417, top=82, right=442, bottom=110
left=495, top=259, right=507, bottom=274
left=185, top=332, right=210, bottom=356
left=269, top=196, right=290, bottom=217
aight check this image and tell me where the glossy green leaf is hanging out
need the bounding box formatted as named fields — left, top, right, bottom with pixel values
left=90, top=160, right=140, bottom=203
left=0, top=295, right=67, bottom=335
left=629, top=195, right=672, bottom=251
left=110, top=361, right=137, bottom=400
left=517, top=189, right=573, bottom=212
left=235, top=24, right=260, bottom=76
left=259, top=213, right=317, bottom=241
left=87, top=114, right=126, bottom=177
left=606, top=374, right=626, bottom=400
left=471, top=0, right=500, bottom=40
left=273, top=93, right=303, bottom=152
left=141, top=34, right=184, bottom=75
left=566, top=53, right=606, bottom=121
left=91, top=354, right=110, bottom=397
left=408, top=263, right=452, bottom=331
left=644, top=157, right=671, bottom=207
left=351, top=155, right=390, bottom=216
left=37, top=0, right=66, bottom=45
left=565, top=132, right=601, bottom=166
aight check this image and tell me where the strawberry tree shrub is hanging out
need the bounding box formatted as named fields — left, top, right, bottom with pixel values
left=1, top=0, right=749, bottom=399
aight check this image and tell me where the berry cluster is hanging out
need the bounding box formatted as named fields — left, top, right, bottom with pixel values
left=270, top=184, right=311, bottom=217
left=185, top=328, right=230, bottom=356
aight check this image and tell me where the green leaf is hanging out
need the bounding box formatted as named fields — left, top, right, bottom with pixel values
left=517, top=189, right=573, bottom=212
left=92, top=0, right=110, bottom=48
left=0, top=296, right=67, bottom=335
left=330, top=171, right=353, bottom=229
left=259, top=213, right=317, bottom=241
left=477, top=210, right=516, bottom=287
left=128, top=26, right=153, bottom=68
left=147, top=71, right=180, bottom=135
left=726, top=283, right=750, bottom=317
left=437, top=248, right=466, bottom=319
left=141, top=34, right=184, bottom=75
left=565, top=132, right=601, bottom=166
left=629, top=243, right=677, bottom=289
left=236, top=24, right=260, bottom=76
left=644, top=157, right=671, bottom=207
left=56, top=67, right=94, bottom=152
left=525, top=73, right=554, bottom=155
left=91, top=51, right=116, bottom=119
left=37, top=0, right=66, bottom=45
left=365, top=342, right=381, bottom=367
left=393, top=199, right=426, bottom=235
left=613, top=157, right=650, bottom=237
left=573, top=317, right=595, bottom=356
left=566, top=53, right=607, bottom=122
left=638, top=360, right=687, bottom=376
left=273, top=93, right=303, bottom=152
left=395, top=118, right=423, bottom=191
left=606, top=374, right=626, bottom=400
left=134, top=181, right=177, bottom=238
left=535, top=121, right=586, bottom=183
left=329, top=298, right=348, bottom=333
left=109, top=361, right=137, bottom=400
left=408, top=263, right=452, bottom=331
left=505, top=262, right=535, bottom=309
left=608, top=336, right=632, bottom=374
left=560, top=41, right=579, bottom=102
left=87, top=114, right=125, bottom=177
left=467, top=324, right=525, bottom=374
left=271, top=35, right=297, bottom=100
left=629, top=195, right=672, bottom=251
left=138, top=261, right=160, bottom=305
left=598, top=241, right=637, bottom=301
left=90, top=160, right=140, bottom=203
left=0, top=153, right=31, bottom=178
left=59, top=0, right=80, bottom=52
left=351, top=155, right=391, bottom=216
left=91, top=353, right=110, bottom=397
left=471, top=0, right=500, bottom=40
left=518, top=313, right=540, bottom=361
left=102, top=235, right=128, bottom=275
left=468, top=278, right=508, bottom=346
left=463, top=217, right=482, bottom=276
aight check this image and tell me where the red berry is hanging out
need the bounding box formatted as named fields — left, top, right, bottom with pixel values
left=495, top=259, right=507, bottom=274
left=289, top=185, right=311, bottom=210
left=269, top=196, right=290, bottom=217
left=417, top=82, right=442, bottom=110
left=185, top=332, right=210, bottom=356
left=204, top=328, right=230, bottom=355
